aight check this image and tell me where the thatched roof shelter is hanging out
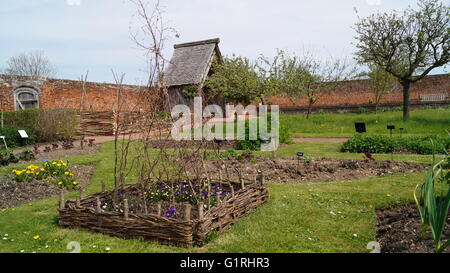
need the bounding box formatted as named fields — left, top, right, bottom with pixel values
left=163, top=38, right=222, bottom=87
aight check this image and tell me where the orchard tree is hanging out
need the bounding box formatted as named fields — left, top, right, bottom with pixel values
left=271, top=50, right=353, bottom=119
left=354, top=0, right=450, bottom=120
left=205, top=55, right=266, bottom=105
left=5, top=50, right=56, bottom=78
left=362, top=65, right=399, bottom=115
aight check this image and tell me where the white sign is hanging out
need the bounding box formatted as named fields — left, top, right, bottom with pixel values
left=18, top=130, right=28, bottom=138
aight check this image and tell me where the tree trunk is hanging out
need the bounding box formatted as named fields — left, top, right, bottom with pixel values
left=306, top=102, right=313, bottom=119
left=401, top=81, right=411, bottom=120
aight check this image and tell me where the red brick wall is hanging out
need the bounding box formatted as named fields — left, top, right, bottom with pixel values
left=0, top=75, right=156, bottom=112
left=265, top=74, right=449, bottom=108
left=0, top=74, right=448, bottom=112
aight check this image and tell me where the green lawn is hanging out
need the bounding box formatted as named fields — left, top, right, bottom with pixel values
left=280, top=108, right=450, bottom=138
left=0, top=141, right=433, bottom=253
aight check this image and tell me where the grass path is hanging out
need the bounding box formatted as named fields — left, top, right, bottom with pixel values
left=0, top=141, right=431, bottom=253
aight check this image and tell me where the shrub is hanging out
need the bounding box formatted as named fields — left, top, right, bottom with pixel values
left=2, top=108, right=78, bottom=142
left=236, top=114, right=292, bottom=151
left=342, top=134, right=449, bottom=155
left=0, top=125, right=37, bottom=148
left=341, top=134, right=395, bottom=153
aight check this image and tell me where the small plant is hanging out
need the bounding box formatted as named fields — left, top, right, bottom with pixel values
left=43, top=146, right=51, bottom=153
left=10, top=160, right=78, bottom=190
left=414, top=141, right=450, bottom=253
left=87, top=139, right=96, bottom=147
left=0, top=150, right=19, bottom=166
left=33, top=145, right=40, bottom=155
left=340, top=160, right=360, bottom=170
left=18, top=149, right=36, bottom=161
left=62, top=139, right=74, bottom=150
left=52, top=143, right=59, bottom=150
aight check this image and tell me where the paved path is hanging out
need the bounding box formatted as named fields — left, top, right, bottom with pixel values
left=293, top=138, right=349, bottom=143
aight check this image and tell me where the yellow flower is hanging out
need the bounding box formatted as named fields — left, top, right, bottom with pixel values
left=73, top=182, right=78, bottom=185
left=64, top=172, right=70, bottom=175
left=33, top=235, right=40, bottom=240
left=58, top=182, right=63, bottom=185
left=57, top=164, right=62, bottom=167
left=69, top=173, right=74, bottom=176
left=40, top=168, right=45, bottom=171
left=36, top=172, right=40, bottom=175
left=52, top=162, right=57, bottom=165
left=28, top=203, right=32, bottom=206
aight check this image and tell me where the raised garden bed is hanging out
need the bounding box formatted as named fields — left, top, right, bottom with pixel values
left=58, top=179, right=268, bottom=246
left=147, top=139, right=238, bottom=150
left=376, top=204, right=450, bottom=253
left=205, top=157, right=427, bottom=184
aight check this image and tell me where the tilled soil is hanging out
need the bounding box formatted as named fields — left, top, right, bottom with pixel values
left=147, top=139, right=237, bottom=150
left=376, top=204, right=450, bottom=253
left=0, top=165, right=96, bottom=210
left=204, top=157, right=427, bottom=184
left=33, top=146, right=100, bottom=161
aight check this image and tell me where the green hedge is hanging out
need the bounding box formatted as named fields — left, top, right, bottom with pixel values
left=341, top=134, right=450, bottom=154
left=0, top=126, right=37, bottom=148
left=2, top=108, right=78, bottom=142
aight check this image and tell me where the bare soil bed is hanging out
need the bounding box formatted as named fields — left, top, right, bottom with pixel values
left=0, top=165, right=95, bottom=210
left=147, top=139, right=237, bottom=150
left=205, top=157, right=427, bottom=184
left=33, top=146, right=100, bottom=160
left=376, top=204, right=450, bottom=253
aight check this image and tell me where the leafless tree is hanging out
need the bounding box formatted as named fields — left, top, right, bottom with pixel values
left=272, top=50, right=355, bottom=119
left=5, top=50, right=56, bottom=78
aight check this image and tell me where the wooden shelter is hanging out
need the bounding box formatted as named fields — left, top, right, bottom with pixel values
left=163, top=38, right=223, bottom=109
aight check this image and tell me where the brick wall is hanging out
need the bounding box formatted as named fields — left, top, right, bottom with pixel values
left=265, top=74, right=449, bottom=109
left=0, top=73, right=448, bottom=113
left=0, top=75, right=156, bottom=112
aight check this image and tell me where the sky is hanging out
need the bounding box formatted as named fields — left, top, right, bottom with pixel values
left=0, top=0, right=448, bottom=84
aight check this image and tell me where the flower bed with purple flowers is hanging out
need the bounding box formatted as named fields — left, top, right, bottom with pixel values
left=58, top=179, right=268, bottom=246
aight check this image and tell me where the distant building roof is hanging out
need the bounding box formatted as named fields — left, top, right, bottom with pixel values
left=163, top=38, right=221, bottom=87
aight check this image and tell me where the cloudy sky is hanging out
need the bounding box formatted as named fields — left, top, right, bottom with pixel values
left=0, top=0, right=447, bottom=84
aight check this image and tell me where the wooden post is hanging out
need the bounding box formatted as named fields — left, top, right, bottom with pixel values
left=230, top=185, right=235, bottom=197
left=198, top=202, right=204, bottom=220
left=76, top=196, right=81, bottom=208
left=96, top=197, right=101, bottom=212
left=184, top=203, right=192, bottom=221
left=59, top=189, right=65, bottom=210
left=80, top=135, right=85, bottom=150
left=124, top=199, right=129, bottom=219
left=156, top=202, right=162, bottom=216
left=79, top=188, right=84, bottom=199
left=101, top=181, right=106, bottom=192
left=256, top=170, right=264, bottom=186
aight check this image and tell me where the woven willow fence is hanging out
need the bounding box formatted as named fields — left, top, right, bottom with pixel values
left=58, top=177, right=268, bottom=247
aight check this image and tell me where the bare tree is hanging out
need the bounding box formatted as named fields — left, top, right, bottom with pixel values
left=272, top=50, right=354, bottom=119
left=5, top=50, right=56, bottom=78
left=354, top=0, right=450, bottom=120
left=360, top=65, right=399, bottom=116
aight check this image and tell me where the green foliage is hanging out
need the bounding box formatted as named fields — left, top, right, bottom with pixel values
left=10, top=160, right=78, bottom=190
left=0, top=125, right=37, bottom=148
left=3, top=108, right=78, bottom=142
left=236, top=114, right=292, bottom=151
left=17, top=149, right=35, bottom=161
left=205, top=55, right=265, bottom=105
left=342, top=134, right=449, bottom=154
left=341, top=134, right=395, bottom=154
left=0, top=149, right=19, bottom=166
left=414, top=146, right=450, bottom=253
left=179, top=85, right=199, bottom=99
